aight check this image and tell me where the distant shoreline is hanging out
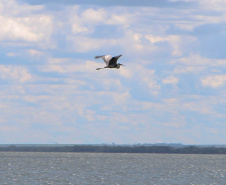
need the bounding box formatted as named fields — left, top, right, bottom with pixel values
left=0, top=145, right=226, bottom=154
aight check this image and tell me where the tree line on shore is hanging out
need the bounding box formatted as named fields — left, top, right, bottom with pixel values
left=0, top=145, right=226, bottom=154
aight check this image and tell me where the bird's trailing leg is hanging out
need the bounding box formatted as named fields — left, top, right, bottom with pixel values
left=96, top=66, right=109, bottom=70
left=96, top=67, right=105, bottom=70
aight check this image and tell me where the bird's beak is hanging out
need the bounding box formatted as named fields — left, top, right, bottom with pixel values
left=116, top=54, right=122, bottom=59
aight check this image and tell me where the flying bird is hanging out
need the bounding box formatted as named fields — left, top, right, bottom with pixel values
left=95, top=54, right=124, bottom=70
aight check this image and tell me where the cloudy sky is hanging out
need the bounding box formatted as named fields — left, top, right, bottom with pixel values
left=0, top=0, right=225, bottom=144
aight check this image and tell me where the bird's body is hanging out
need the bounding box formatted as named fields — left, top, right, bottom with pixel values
left=95, top=55, right=124, bottom=70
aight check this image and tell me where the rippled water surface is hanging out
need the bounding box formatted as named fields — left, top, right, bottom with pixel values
left=0, top=152, right=225, bottom=184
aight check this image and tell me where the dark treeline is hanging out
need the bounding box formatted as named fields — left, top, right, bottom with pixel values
left=0, top=145, right=226, bottom=154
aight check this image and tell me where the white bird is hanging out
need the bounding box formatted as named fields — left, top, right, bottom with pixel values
left=95, top=54, right=124, bottom=70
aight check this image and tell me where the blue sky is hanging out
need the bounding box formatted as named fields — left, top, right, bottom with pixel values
left=0, top=0, right=225, bottom=144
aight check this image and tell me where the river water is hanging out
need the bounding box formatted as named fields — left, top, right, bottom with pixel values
left=0, top=152, right=225, bottom=185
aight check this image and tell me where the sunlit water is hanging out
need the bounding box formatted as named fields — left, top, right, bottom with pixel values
left=0, top=152, right=225, bottom=185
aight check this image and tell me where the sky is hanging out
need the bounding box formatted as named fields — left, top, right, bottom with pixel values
left=0, top=0, right=225, bottom=144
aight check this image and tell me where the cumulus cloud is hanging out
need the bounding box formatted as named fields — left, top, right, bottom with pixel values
left=0, top=0, right=43, bottom=15
left=0, top=0, right=53, bottom=50
left=119, top=68, right=133, bottom=78
left=148, top=35, right=183, bottom=56
left=68, top=36, right=118, bottom=52
left=172, top=54, right=226, bottom=66
left=197, top=0, right=226, bottom=11
left=39, top=59, right=101, bottom=73
left=172, top=0, right=226, bottom=11
left=201, top=75, right=226, bottom=88
left=0, top=0, right=225, bottom=144
left=162, top=76, right=178, bottom=84
left=67, top=7, right=132, bottom=52
left=0, top=16, right=39, bottom=41
left=81, top=8, right=107, bottom=24
left=0, top=66, right=33, bottom=83
left=173, top=66, right=205, bottom=74
left=137, top=67, right=160, bottom=95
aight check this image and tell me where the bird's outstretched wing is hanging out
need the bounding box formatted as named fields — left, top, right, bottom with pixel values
left=95, top=55, right=112, bottom=66
left=108, top=55, right=122, bottom=67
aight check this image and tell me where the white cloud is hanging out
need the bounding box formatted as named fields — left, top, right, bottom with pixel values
left=107, top=14, right=129, bottom=25
left=0, top=65, right=33, bottom=83
left=0, top=0, right=43, bottom=15
left=81, top=8, right=107, bottom=24
left=141, top=77, right=160, bottom=95
left=66, top=7, right=133, bottom=52
left=63, top=6, right=197, bottom=56
left=162, top=76, right=178, bottom=85
left=201, top=75, right=226, bottom=88
left=198, top=0, right=226, bottom=11
left=122, top=30, right=196, bottom=57
left=68, top=6, right=89, bottom=35
left=172, top=54, right=226, bottom=67
left=0, top=16, right=40, bottom=41
left=119, top=68, right=133, bottom=78
left=0, top=0, right=53, bottom=48
left=39, top=60, right=101, bottom=73
left=142, top=77, right=159, bottom=91
left=173, top=0, right=226, bottom=11
left=0, top=126, right=19, bottom=132
left=75, top=37, right=101, bottom=52
left=173, top=66, right=204, bottom=74
left=72, top=23, right=89, bottom=34
left=6, top=49, right=43, bottom=59
left=81, top=8, right=130, bottom=25
left=27, top=49, right=42, bottom=57
left=70, top=6, right=130, bottom=36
